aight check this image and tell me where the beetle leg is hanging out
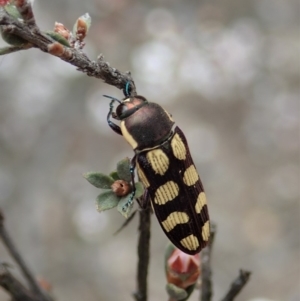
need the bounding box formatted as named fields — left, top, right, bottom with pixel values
left=138, top=189, right=151, bottom=210
left=121, top=155, right=137, bottom=212
left=107, top=98, right=122, bottom=135
left=111, top=112, right=119, bottom=120
left=108, top=120, right=122, bottom=135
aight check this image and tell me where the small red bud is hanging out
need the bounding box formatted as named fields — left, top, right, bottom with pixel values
left=48, top=42, right=64, bottom=56
left=37, top=277, right=52, bottom=292
left=76, top=18, right=87, bottom=41
left=54, top=22, right=70, bottom=40
left=111, top=180, right=132, bottom=197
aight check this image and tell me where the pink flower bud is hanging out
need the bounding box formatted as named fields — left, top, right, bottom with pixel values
left=0, top=0, right=10, bottom=6
left=166, top=248, right=201, bottom=289
left=54, top=22, right=70, bottom=40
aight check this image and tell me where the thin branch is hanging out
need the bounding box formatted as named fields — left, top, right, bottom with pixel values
left=0, top=43, right=32, bottom=54
left=220, top=270, right=251, bottom=301
left=0, top=8, right=136, bottom=95
left=0, top=263, right=40, bottom=301
left=200, top=223, right=216, bottom=301
left=0, top=210, right=52, bottom=301
left=133, top=207, right=151, bottom=301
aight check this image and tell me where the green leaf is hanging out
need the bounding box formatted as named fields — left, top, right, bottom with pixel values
left=83, top=172, right=114, bottom=189
left=96, top=190, right=120, bottom=212
left=45, top=31, right=70, bottom=47
left=109, top=171, right=120, bottom=181
left=1, top=29, right=27, bottom=46
left=1, top=5, right=27, bottom=46
left=117, top=196, right=134, bottom=218
left=134, top=182, right=144, bottom=199
left=182, top=284, right=196, bottom=301
left=116, top=158, right=131, bottom=182
left=165, top=283, right=188, bottom=300
left=4, top=4, right=22, bottom=20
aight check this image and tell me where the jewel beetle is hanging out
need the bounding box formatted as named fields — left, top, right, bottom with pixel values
left=104, top=88, right=210, bottom=255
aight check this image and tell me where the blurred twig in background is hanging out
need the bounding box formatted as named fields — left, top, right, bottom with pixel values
left=134, top=207, right=151, bottom=301
left=0, top=264, right=40, bottom=301
left=220, top=270, right=251, bottom=301
left=0, top=209, right=52, bottom=301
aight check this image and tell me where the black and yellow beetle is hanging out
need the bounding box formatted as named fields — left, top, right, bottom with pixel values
left=104, top=89, right=210, bottom=255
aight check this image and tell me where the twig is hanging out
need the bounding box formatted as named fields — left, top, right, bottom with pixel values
left=200, top=223, right=216, bottom=301
left=0, top=263, right=40, bottom=301
left=133, top=207, right=151, bottom=301
left=0, top=7, right=136, bottom=95
left=0, top=43, right=32, bottom=54
left=0, top=210, right=52, bottom=301
left=220, top=270, right=251, bottom=301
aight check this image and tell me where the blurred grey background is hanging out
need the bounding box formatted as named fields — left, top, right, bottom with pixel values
left=0, top=0, right=299, bottom=300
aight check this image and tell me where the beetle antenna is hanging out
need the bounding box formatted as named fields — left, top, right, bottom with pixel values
left=103, top=95, right=122, bottom=104
left=105, top=95, right=122, bottom=125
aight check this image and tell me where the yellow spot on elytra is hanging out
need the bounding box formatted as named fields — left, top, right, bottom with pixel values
left=154, top=181, right=179, bottom=205
left=146, top=149, right=169, bottom=175
left=202, top=221, right=210, bottom=242
left=161, top=212, right=189, bottom=232
left=195, top=192, right=207, bottom=213
left=183, top=165, right=199, bottom=186
left=180, top=235, right=199, bottom=251
left=120, top=121, right=138, bottom=150
left=171, top=133, right=186, bottom=160
left=136, top=162, right=150, bottom=188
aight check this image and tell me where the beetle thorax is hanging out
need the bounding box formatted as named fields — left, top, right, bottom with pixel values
left=120, top=101, right=175, bottom=151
